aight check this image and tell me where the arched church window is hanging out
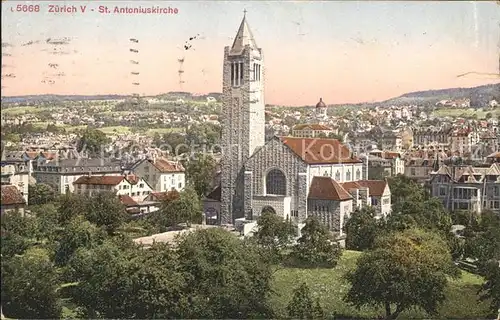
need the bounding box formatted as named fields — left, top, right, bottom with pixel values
left=335, top=171, right=341, bottom=181
left=346, top=170, right=351, bottom=181
left=266, top=168, right=286, bottom=195
left=356, top=169, right=361, bottom=180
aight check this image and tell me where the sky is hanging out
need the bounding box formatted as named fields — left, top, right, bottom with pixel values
left=1, top=1, right=499, bottom=106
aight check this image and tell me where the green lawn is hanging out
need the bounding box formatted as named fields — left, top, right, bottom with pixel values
left=2, top=106, right=41, bottom=115
left=432, top=108, right=499, bottom=119
left=272, top=250, right=491, bottom=319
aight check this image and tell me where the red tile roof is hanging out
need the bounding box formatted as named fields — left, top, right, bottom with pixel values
left=1, top=185, right=26, bottom=205
left=308, top=177, right=352, bottom=201
left=152, top=159, right=185, bottom=173
left=280, top=137, right=361, bottom=164
left=341, top=180, right=388, bottom=197
left=74, top=175, right=125, bottom=186
left=148, top=190, right=180, bottom=202
left=119, top=195, right=138, bottom=206
left=293, top=124, right=332, bottom=131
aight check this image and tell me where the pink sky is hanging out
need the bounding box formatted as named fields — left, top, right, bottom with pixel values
left=1, top=1, right=499, bottom=105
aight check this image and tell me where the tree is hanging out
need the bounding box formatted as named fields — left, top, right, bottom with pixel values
left=66, top=239, right=141, bottom=319
left=1, top=211, right=39, bottom=258
left=185, top=153, right=217, bottom=197
left=253, top=210, right=296, bottom=264
left=289, top=216, right=342, bottom=268
left=287, top=283, right=324, bottom=319
left=84, top=191, right=128, bottom=234
left=176, top=228, right=275, bottom=318
left=28, top=183, right=56, bottom=206
left=57, top=193, right=88, bottom=225
left=344, top=207, right=379, bottom=251
left=54, top=216, right=107, bottom=266
left=479, top=259, right=500, bottom=317
left=387, top=175, right=426, bottom=211
left=1, top=248, right=62, bottom=319
left=151, top=187, right=201, bottom=230
left=76, top=128, right=111, bottom=155
left=345, top=228, right=459, bottom=319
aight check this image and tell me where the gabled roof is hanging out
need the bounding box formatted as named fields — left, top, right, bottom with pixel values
left=1, top=185, right=25, bottom=206
left=293, top=124, right=332, bottom=131
left=341, top=180, right=389, bottom=197
left=230, top=15, right=258, bottom=55
left=280, top=136, right=362, bottom=164
left=119, top=195, right=138, bottom=207
left=308, top=177, right=352, bottom=201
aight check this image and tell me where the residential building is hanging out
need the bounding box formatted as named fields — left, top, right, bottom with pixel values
left=292, top=123, right=337, bottom=138
left=129, top=158, right=185, bottom=192
left=1, top=185, right=26, bottom=215
left=34, top=158, right=123, bottom=194
left=73, top=174, right=153, bottom=202
left=1, top=160, right=31, bottom=203
left=430, top=163, right=500, bottom=213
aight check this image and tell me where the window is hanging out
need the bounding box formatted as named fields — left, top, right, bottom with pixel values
left=495, top=186, right=499, bottom=197
left=335, top=171, right=341, bottom=181
left=346, top=170, right=351, bottom=181
left=383, top=198, right=390, bottom=205
left=178, top=182, right=182, bottom=189
left=439, top=186, right=446, bottom=196
left=266, top=168, right=286, bottom=195
left=139, top=183, right=144, bottom=188
left=372, top=198, right=378, bottom=205
left=323, top=171, right=329, bottom=176
left=356, top=169, right=361, bottom=180
left=410, top=168, right=416, bottom=176
left=231, top=61, right=244, bottom=86
left=291, top=210, right=298, bottom=217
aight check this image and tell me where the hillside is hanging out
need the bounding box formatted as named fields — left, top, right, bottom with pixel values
left=1, top=84, right=497, bottom=106
left=381, top=83, right=499, bottom=107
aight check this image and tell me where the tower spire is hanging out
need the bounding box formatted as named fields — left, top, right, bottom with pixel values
left=230, top=11, right=258, bottom=55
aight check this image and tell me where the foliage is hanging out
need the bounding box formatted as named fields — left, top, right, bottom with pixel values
left=1, top=248, right=62, bottom=319
left=185, top=153, right=217, bottom=197
left=344, top=207, right=379, bottom=251
left=287, top=282, right=324, bottom=319
left=28, top=183, right=56, bottom=206
left=150, top=187, right=201, bottom=231
left=76, top=128, right=111, bottom=155
left=54, top=216, right=107, bottom=266
left=0, top=210, right=39, bottom=257
left=176, top=227, right=275, bottom=318
left=288, top=217, right=342, bottom=268
left=83, top=191, right=129, bottom=234
left=253, top=211, right=296, bottom=264
left=479, top=259, right=500, bottom=316
left=57, top=193, right=88, bottom=225
left=344, top=228, right=459, bottom=319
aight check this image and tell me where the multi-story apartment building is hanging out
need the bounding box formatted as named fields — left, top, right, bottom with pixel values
left=292, top=124, right=337, bottom=138
left=430, top=163, right=500, bottom=213
left=368, top=150, right=405, bottom=176
left=129, top=158, right=185, bottom=192
left=0, top=160, right=31, bottom=203
left=450, top=128, right=480, bottom=155
left=413, top=127, right=452, bottom=148
left=34, top=158, right=123, bottom=194
left=405, top=158, right=440, bottom=184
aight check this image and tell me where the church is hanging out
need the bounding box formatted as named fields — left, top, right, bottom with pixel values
left=204, top=13, right=392, bottom=234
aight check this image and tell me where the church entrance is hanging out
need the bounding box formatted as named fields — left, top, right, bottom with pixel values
left=261, top=206, right=276, bottom=215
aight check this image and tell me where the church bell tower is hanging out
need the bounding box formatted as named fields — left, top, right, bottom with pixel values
left=219, top=12, right=265, bottom=224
